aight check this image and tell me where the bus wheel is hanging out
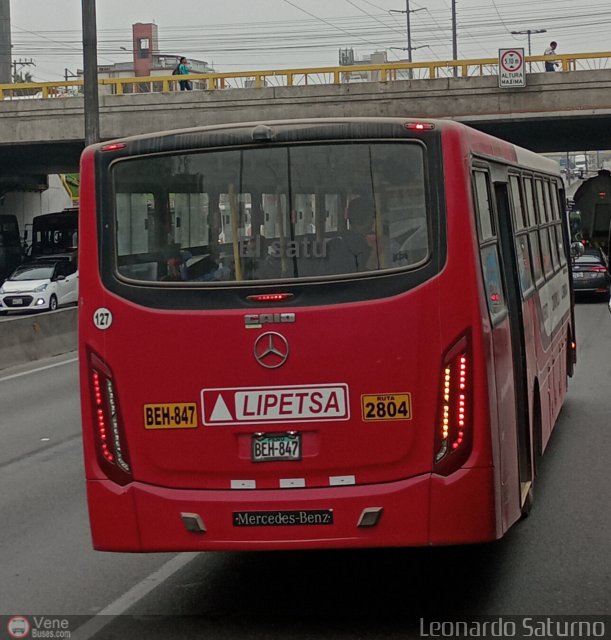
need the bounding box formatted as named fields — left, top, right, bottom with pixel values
left=49, top=295, right=58, bottom=312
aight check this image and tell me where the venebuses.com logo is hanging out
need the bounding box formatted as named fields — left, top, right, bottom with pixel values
left=5, top=616, right=72, bottom=639
left=7, top=617, right=30, bottom=639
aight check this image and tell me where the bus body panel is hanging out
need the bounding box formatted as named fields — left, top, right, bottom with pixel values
left=79, top=280, right=495, bottom=490
left=86, top=466, right=496, bottom=551
left=442, top=128, right=518, bottom=534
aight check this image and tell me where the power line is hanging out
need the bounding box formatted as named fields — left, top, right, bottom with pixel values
left=8, top=1, right=611, bottom=81
left=280, top=0, right=392, bottom=49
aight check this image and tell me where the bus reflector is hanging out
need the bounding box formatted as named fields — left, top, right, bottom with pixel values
left=405, top=123, right=435, bottom=131
left=435, top=337, right=473, bottom=475
left=90, top=353, right=132, bottom=484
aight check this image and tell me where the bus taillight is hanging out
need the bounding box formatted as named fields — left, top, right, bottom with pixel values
left=405, top=122, right=435, bottom=131
left=434, top=337, right=473, bottom=475
left=89, top=353, right=132, bottom=485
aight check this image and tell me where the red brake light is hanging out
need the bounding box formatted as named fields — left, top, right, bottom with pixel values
left=247, top=293, right=295, bottom=303
left=591, top=266, right=607, bottom=272
left=89, top=352, right=132, bottom=485
left=101, top=142, right=127, bottom=152
left=435, top=335, right=473, bottom=475
left=93, top=371, right=114, bottom=464
left=405, top=122, right=435, bottom=131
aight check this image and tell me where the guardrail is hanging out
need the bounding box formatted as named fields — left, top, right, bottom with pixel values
left=1, top=51, right=610, bottom=100
left=0, top=308, right=76, bottom=371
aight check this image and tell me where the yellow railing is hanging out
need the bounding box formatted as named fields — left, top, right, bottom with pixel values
left=1, top=52, right=610, bottom=101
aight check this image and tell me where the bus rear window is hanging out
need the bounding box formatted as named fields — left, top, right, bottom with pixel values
left=111, top=143, right=429, bottom=284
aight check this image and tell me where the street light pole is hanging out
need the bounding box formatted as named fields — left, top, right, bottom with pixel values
left=510, top=28, right=547, bottom=72
left=82, top=0, right=100, bottom=146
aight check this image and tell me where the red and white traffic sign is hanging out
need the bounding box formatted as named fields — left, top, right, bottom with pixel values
left=498, top=48, right=526, bottom=87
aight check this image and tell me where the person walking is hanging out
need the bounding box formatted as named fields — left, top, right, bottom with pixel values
left=176, top=57, right=192, bottom=91
left=544, top=41, right=559, bottom=72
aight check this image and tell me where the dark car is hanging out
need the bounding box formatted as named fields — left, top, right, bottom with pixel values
left=571, top=247, right=611, bottom=297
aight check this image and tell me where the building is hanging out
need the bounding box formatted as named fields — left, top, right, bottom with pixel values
left=339, top=49, right=392, bottom=83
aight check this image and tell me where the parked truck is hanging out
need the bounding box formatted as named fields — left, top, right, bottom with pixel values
left=573, top=169, right=611, bottom=253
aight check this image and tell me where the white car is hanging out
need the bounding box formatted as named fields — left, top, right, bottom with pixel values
left=0, top=259, right=78, bottom=315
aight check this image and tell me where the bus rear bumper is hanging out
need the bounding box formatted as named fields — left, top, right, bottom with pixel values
left=86, top=466, right=497, bottom=551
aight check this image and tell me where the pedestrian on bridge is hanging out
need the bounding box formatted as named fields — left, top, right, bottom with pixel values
left=544, top=42, right=559, bottom=72
left=176, top=57, right=193, bottom=91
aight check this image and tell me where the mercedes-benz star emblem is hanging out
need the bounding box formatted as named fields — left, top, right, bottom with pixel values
left=254, top=332, right=289, bottom=369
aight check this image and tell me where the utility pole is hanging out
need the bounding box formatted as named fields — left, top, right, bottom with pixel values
left=510, top=28, right=547, bottom=72
left=82, top=0, right=100, bottom=146
left=390, top=0, right=425, bottom=79
left=0, top=0, right=11, bottom=84
left=451, top=0, right=458, bottom=77
left=64, top=68, right=79, bottom=82
left=11, top=58, right=35, bottom=82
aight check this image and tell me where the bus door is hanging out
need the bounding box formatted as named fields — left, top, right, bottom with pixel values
left=494, top=180, right=532, bottom=515
left=474, top=167, right=528, bottom=529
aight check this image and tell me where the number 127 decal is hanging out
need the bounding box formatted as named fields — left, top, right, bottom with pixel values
left=93, top=308, right=113, bottom=330
left=361, top=393, right=412, bottom=421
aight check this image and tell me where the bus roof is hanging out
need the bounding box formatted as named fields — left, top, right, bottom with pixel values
left=90, top=117, right=560, bottom=176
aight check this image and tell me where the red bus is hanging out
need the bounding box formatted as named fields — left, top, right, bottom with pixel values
left=78, top=118, right=575, bottom=551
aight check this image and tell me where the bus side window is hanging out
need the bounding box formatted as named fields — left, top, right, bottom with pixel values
left=473, top=169, right=507, bottom=322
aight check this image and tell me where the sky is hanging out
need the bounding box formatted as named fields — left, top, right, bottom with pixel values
left=9, top=0, right=611, bottom=82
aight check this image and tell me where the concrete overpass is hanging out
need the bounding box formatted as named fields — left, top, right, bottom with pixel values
left=1, top=68, right=611, bottom=179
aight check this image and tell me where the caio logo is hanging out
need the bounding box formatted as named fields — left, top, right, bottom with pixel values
left=7, top=616, right=30, bottom=639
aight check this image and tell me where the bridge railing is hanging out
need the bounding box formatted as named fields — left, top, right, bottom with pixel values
left=1, top=51, right=610, bottom=100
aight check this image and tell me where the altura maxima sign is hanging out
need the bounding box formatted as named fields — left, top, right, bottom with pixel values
left=498, top=48, right=526, bottom=87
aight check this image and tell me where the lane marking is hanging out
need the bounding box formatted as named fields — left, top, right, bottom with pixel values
left=0, top=356, right=78, bottom=383
left=73, top=552, right=199, bottom=639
